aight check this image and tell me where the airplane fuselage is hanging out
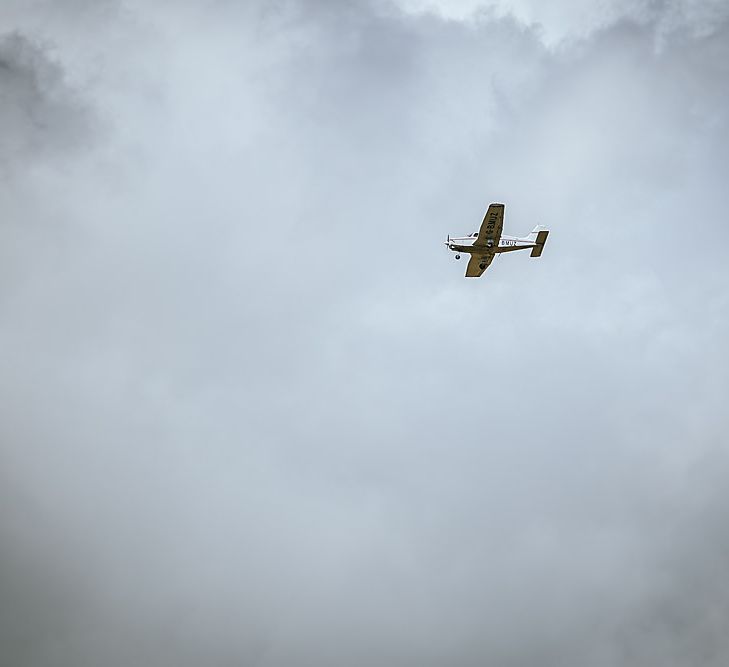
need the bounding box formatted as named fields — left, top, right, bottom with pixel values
left=445, top=234, right=536, bottom=255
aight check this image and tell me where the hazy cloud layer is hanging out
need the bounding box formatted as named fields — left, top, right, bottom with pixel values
left=1, top=1, right=728, bottom=665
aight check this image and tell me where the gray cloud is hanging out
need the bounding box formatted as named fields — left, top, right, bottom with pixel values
left=1, top=1, right=729, bottom=665
left=0, top=32, right=92, bottom=168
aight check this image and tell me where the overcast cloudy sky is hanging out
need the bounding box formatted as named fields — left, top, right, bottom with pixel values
left=1, top=1, right=729, bottom=665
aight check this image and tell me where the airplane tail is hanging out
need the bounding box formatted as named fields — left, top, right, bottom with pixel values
left=526, top=225, right=549, bottom=257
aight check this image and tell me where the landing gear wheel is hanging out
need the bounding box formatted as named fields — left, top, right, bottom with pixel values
left=479, top=263, right=486, bottom=270
left=455, top=254, right=460, bottom=260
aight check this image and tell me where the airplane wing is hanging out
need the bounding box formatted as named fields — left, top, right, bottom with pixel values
left=473, top=203, right=504, bottom=247
left=465, top=254, right=494, bottom=277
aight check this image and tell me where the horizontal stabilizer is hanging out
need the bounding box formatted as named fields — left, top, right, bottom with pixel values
left=530, top=230, right=549, bottom=257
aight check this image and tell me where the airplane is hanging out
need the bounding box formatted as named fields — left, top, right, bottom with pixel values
left=445, top=203, right=549, bottom=277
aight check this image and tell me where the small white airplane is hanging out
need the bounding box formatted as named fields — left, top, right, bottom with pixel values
left=445, top=203, right=549, bottom=277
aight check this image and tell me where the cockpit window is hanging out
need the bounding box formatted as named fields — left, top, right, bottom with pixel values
left=472, top=232, right=479, bottom=237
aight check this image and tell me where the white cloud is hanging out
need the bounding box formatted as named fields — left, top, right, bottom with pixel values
left=394, top=0, right=729, bottom=45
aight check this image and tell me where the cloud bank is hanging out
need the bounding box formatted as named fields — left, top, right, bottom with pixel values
left=1, top=1, right=728, bottom=665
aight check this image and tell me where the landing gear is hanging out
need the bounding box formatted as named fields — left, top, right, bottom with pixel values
left=455, top=254, right=461, bottom=260
left=479, top=263, right=486, bottom=270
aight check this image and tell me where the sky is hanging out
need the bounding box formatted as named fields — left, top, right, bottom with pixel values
left=1, top=0, right=729, bottom=665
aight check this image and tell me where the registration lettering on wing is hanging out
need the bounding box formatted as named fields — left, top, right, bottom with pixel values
left=485, top=210, right=499, bottom=235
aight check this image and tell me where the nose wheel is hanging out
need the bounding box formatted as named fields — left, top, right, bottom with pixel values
left=455, top=254, right=460, bottom=260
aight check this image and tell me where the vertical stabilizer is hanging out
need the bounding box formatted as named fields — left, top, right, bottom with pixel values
left=530, top=228, right=549, bottom=257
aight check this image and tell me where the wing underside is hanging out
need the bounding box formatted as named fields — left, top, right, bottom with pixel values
left=474, top=203, right=504, bottom=246
left=465, top=253, right=494, bottom=277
